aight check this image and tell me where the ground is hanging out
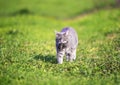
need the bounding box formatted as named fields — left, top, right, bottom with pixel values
left=0, top=0, right=120, bottom=85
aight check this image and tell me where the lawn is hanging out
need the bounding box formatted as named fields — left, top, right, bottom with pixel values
left=0, top=0, right=116, bottom=18
left=0, top=0, right=120, bottom=85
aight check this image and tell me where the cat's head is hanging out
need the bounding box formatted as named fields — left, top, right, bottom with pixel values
left=55, top=31, right=69, bottom=50
left=55, top=31, right=68, bottom=44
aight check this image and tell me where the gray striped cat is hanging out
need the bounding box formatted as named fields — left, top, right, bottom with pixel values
left=55, top=27, right=78, bottom=64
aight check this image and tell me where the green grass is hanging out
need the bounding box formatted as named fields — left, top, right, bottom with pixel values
left=0, top=0, right=120, bottom=85
left=0, top=0, right=116, bottom=19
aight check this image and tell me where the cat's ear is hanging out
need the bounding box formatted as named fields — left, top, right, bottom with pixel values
left=55, top=30, right=60, bottom=37
left=64, top=31, right=69, bottom=36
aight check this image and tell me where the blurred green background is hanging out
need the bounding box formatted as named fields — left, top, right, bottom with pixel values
left=0, top=0, right=120, bottom=85
left=0, top=0, right=118, bottom=19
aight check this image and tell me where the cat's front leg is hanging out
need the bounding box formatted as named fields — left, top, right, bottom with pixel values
left=66, top=53, right=69, bottom=61
left=69, top=53, right=74, bottom=62
left=66, top=52, right=73, bottom=62
left=73, top=49, right=76, bottom=60
left=57, top=52, right=65, bottom=64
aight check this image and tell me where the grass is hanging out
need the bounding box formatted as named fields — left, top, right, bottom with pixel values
left=0, top=0, right=120, bottom=85
left=0, top=0, right=116, bottom=19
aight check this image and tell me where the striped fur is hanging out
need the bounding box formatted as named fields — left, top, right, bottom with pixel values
left=55, top=27, right=78, bottom=64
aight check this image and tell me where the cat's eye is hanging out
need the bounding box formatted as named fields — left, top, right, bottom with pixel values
left=56, top=38, right=60, bottom=41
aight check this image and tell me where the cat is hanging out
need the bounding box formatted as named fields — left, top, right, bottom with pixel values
left=55, top=27, right=78, bottom=64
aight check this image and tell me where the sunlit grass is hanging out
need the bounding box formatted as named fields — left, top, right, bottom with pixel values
left=0, top=8, right=120, bottom=85
left=0, top=0, right=120, bottom=84
left=0, top=0, right=116, bottom=19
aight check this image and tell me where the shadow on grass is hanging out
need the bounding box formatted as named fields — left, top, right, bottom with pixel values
left=34, top=54, right=57, bottom=64
left=0, top=8, right=34, bottom=17
left=11, top=8, right=34, bottom=16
